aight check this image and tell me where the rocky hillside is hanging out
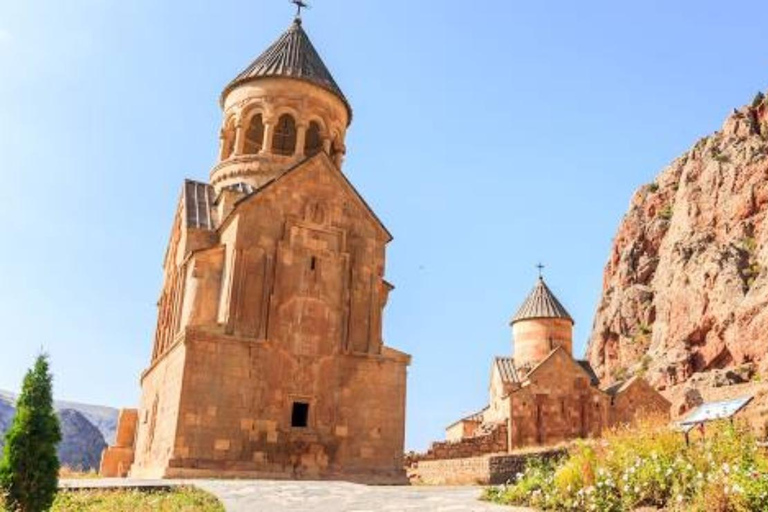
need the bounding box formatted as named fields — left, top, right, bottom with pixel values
left=0, top=390, right=118, bottom=471
left=57, top=409, right=107, bottom=471
left=587, top=91, right=768, bottom=390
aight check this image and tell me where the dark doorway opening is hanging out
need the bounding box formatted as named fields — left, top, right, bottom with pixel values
left=291, top=402, right=309, bottom=428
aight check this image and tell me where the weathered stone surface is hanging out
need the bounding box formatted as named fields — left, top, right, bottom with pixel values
left=588, top=92, right=768, bottom=389
left=100, top=409, right=138, bottom=477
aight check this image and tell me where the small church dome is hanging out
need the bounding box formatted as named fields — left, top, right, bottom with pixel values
left=511, top=277, right=574, bottom=325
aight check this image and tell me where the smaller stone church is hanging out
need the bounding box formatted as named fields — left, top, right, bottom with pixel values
left=438, top=276, right=669, bottom=454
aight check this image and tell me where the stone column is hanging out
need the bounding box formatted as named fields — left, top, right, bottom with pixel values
left=322, top=137, right=332, bottom=154
left=233, top=121, right=245, bottom=156
left=295, top=123, right=308, bottom=157
left=218, top=129, right=227, bottom=161
left=260, top=120, right=274, bottom=156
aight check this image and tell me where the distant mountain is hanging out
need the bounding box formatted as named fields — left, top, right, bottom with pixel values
left=0, top=389, right=118, bottom=445
left=58, top=409, right=107, bottom=471
left=0, top=390, right=120, bottom=471
left=0, top=399, right=13, bottom=438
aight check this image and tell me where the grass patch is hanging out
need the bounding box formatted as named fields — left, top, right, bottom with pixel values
left=657, top=205, right=673, bottom=221
left=2, top=486, right=224, bottom=512
left=483, top=417, right=768, bottom=511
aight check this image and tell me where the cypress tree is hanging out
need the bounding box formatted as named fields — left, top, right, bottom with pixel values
left=0, top=354, right=62, bottom=512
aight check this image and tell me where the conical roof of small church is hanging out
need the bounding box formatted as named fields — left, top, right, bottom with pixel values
left=222, top=18, right=351, bottom=119
left=511, top=277, right=574, bottom=325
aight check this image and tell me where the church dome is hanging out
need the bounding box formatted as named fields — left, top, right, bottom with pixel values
left=221, top=18, right=351, bottom=122
left=511, top=277, right=573, bottom=325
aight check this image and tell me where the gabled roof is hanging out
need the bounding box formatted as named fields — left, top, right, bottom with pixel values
left=603, top=376, right=638, bottom=396
left=225, top=151, right=392, bottom=242
left=446, top=406, right=488, bottom=429
left=494, top=357, right=521, bottom=384
left=525, top=346, right=599, bottom=388
left=221, top=18, right=351, bottom=121
left=511, top=277, right=574, bottom=325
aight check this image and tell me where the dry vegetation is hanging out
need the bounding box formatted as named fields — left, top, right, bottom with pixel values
left=58, top=467, right=100, bottom=480
left=1, top=486, right=223, bottom=512
left=483, top=415, right=768, bottom=511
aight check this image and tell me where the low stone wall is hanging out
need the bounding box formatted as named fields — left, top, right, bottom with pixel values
left=411, top=449, right=566, bottom=486
left=415, top=423, right=508, bottom=461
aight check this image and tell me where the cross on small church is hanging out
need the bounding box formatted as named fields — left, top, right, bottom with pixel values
left=291, top=0, right=310, bottom=19
left=536, top=263, right=545, bottom=278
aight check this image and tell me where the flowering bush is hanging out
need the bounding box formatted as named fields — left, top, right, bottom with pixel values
left=482, top=417, right=768, bottom=511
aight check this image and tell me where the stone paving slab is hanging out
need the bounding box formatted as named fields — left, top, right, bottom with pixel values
left=61, top=479, right=528, bottom=511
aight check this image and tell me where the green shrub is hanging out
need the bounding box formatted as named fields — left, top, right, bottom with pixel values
left=484, top=418, right=768, bottom=511
left=0, top=354, right=62, bottom=512
left=752, top=92, right=765, bottom=108
left=742, top=236, right=757, bottom=254
left=658, top=205, right=673, bottom=220
left=647, top=183, right=659, bottom=193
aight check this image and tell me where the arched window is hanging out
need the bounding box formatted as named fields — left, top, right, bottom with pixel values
left=221, top=118, right=236, bottom=160
left=272, top=114, right=297, bottom=156
left=243, top=113, right=264, bottom=155
left=304, top=121, right=323, bottom=156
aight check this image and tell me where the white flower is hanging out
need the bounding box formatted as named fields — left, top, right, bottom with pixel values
left=677, top=495, right=684, bottom=503
left=723, top=463, right=730, bottom=474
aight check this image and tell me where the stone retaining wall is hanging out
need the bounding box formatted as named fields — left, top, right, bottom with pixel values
left=411, top=448, right=566, bottom=486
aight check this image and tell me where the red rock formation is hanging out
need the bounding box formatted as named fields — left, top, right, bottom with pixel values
left=588, top=92, right=768, bottom=390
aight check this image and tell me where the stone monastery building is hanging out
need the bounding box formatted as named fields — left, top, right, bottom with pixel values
left=101, top=13, right=410, bottom=483
left=439, top=276, right=669, bottom=453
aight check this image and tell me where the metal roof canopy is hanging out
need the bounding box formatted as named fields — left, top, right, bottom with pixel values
left=679, top=396, right=753, bottom=429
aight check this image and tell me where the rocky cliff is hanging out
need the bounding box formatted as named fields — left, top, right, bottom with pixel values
left=587, top=91, right=768, bottom=390
left=57, top=409, right=107, bottom=471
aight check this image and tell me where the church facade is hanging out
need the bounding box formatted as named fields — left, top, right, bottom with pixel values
left=442, top=277, right=669, bottom=451
left=100, top=15, right=410, bottom=483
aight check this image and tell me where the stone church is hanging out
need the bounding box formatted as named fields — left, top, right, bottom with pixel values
left=100, top=14, right=410, bottom=483
left=440, top=276, right=669, bottom=452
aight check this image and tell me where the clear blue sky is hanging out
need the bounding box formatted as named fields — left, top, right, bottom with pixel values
left=1, top=0, right=767, bottom=451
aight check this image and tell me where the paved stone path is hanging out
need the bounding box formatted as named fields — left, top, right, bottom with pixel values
left=61, top=479, right=527, bottom=511
left=195, top=480, right=516, bottom=511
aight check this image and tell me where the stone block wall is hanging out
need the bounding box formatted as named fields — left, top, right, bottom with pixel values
left=99, top=409, right=138, bottom=477
left=412, top=449, right=566, bottom=486
left=417, top=422, right=508, bottom=461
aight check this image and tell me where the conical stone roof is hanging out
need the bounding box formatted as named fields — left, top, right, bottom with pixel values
left=511, top=277, right=574, bottom=325
left=222, top=18, right=351, bottom=120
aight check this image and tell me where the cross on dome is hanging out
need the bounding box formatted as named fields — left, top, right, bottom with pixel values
left=291, top=0, right=310, bottom=19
